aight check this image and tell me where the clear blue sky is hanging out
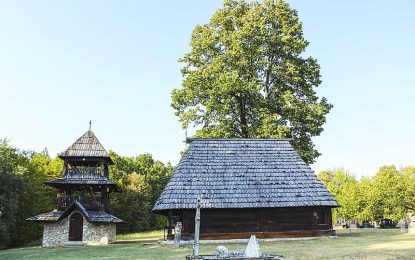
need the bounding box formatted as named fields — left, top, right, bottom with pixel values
left=0, top=1, right=414, bottom=177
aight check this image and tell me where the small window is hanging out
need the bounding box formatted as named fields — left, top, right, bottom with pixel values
left=313, top=210, right=327, bottom=225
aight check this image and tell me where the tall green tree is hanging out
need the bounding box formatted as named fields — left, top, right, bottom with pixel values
left=356, top=177, right=377, bottom=222
left=0, top=142, right=61, bottom=248
left=402, top=166, right=415, bottom=212
left=172, top=0, right=332, bottom=163
left=13, top=151, right=61, bottom=246
left=0, top=140, right=25, bottom=248
left=371, top=166, right=407, bottom=222
left=318, top=168, right=359, bottom=221
left=320, top=165, right=415, bottom=224
left=356, top=166, right=408, bottom=223
left=109, top=152, right=173, bottom=233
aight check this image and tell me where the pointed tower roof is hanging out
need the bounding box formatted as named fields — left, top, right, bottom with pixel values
left=59, top=130, right=113, bottom=164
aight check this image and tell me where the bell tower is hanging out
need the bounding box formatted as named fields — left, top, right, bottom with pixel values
left=46, top=129, right=117, bottom=213
left=27, top=128, right=123, bottom=247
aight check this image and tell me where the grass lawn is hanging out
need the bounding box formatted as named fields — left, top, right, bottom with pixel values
left=1, top=229, right=414, bottom=260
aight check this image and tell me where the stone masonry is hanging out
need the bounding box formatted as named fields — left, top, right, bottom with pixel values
left=42, top=211, right=116, bottom=247
left=83, top=220, right=116, bottom=245
left=42, top=216, right=69, bottom=247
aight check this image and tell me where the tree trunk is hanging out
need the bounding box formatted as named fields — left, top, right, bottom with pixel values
left=265, top=54, right=274, bottom=98
left=236, top=95, right=248, bottom=137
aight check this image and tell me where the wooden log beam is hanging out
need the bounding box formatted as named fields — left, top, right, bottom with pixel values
left=168, top=210, right=173, bottom=235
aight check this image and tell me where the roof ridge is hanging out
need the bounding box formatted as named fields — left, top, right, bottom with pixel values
left=186, top=138, right=292, bottom=143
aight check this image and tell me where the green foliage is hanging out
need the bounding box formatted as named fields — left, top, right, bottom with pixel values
left=356, top=177, right=376, bottom=222
left=354, top=166, right=410, bottom=223
left=172, top=0, right=332, bottom=164
left=318, top=168, right=359, bottom=221
left=0, top=140, right=25, bottom=248
left=12, top=151, right=62, bottom=246
left=371, top=166, right=408, bottom=222
left=0, top=142, right=61, bottom=248
left=402, top=166, right=415, bottom=212
left=319, top=165, right=415, bottom=224
left=109, top=151, right=173, bottom=234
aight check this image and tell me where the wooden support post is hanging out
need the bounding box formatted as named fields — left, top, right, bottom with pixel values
left=55, top=191, right=62, bottom=210
left=101, top=187, right=109, bottom=212
left=104, top=164, right=109, bottom=177
left=62, top=161, right=68, bottom=176
left=193, top=197, right=201, bottom=256
left=168, top=210, right=173, bottom=235
left=327, top=208, right=333, bottom=231
left=100, top=161, right=105, bottom=177
left=257, top=209, right=263, bottom=232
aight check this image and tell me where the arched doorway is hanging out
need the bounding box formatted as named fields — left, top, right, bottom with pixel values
left=69, top=212, right=83, bottom=241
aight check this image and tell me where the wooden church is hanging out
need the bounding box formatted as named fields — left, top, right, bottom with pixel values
left=153, top=138, right=339, bottom=240
left=27, top=129, right=123, bottom=247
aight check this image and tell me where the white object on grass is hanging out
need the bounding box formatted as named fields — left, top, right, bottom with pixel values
left=245, top=235, right=260, bottom=257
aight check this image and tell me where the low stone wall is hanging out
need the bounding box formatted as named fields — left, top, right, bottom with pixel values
left=83, top=221, right=116, bottom=245
left=43, top=217, right=69, bottom=247
left=42, top=210, right=117, bottom=247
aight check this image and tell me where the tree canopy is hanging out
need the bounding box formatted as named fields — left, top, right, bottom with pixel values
left=0, top=140, right=24, bottom=248
left=109, top=152, right=173, bottom=234
left=318, top=168, right=359, bottom=221
left=318, top=166, right=415, bottom=224
left=172, top=0, right=332, bottom=163
left=0, top=141, right=61, bottom=248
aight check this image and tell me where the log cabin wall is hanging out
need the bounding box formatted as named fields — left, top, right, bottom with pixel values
left=175, top=207, right=333, bottom=240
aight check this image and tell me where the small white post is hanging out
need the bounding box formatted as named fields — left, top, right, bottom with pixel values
left=193, top=197, right=201, bottom=256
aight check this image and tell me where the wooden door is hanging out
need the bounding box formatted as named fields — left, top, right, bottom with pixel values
left=69, top=212, right=83, bottom=241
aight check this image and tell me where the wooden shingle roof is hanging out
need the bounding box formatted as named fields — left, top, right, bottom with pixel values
left=44, top=177, right=119, bottom=191
left=153, top=139, right=339, bottom=211
left=59, top=130, right=113, bottom=164
left=26, top=202, right=124, bottom=223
